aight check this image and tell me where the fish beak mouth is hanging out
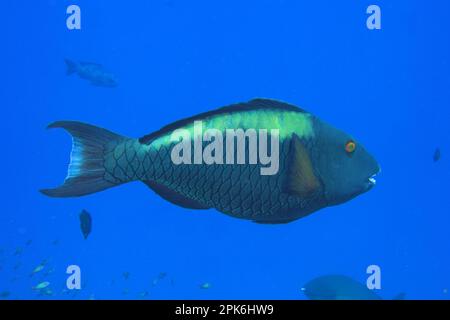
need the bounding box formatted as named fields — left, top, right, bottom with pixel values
left=368, top=174, right=377, bottom=186
left=366, top=167, right=381, bottom=189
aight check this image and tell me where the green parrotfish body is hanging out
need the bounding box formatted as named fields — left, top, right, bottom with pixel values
left=41, top=99, right=379, bottom=224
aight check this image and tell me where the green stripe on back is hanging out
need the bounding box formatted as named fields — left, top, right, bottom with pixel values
left=149, top=109, right=314, bottom=150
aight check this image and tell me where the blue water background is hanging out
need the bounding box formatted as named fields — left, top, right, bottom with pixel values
left=1, top=0, right=449, bottom=299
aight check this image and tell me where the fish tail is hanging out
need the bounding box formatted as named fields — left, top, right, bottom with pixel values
left=65, top=59, right=77, bottom=75
left=40, top=121, right=127, bottom=197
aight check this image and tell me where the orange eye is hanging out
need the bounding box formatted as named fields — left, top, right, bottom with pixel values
left=345, top=141, right=356, bottom=153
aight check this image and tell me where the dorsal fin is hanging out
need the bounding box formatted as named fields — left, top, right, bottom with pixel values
left=139, top=98, right=306, bottom=145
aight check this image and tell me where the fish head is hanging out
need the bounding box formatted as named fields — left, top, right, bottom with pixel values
left=313, top=119, right=380, bottom=206
left=301, top=275, right=341, bottom=300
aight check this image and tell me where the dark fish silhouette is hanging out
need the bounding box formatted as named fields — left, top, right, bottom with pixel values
left=433, top=148, right=441, bottom=162
left=79, top=210, right=92, bottom=239
left=65, top=59, right=118, bottom=88
left=13, top=247, right=23, bottom=256
left=302, top=275, right=405, bottom=300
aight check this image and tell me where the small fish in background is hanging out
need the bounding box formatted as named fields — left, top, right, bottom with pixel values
left=139, top=291, right=149, bottom=298
left=30, top=264, right=44, bottom=277
left=51, top=239, right=60, bottom=246
left=0, top=291, right=10, bottom=299
left=13, top=247, right=23, bottom=256
left=433, top=148, right=441, bottom=162
left=40, top=288, right=54, bottom=297
left=151, top=272, right=168, bottom=287
left=302, top=275, right=405, bottom=300
left=65, top=59, right=118, bottom=88
left=32, top=281, right=50, bottom=291
left=79, top=210, right=92, bottom=240
left=25, top=239, right=32, bottom=246
left=200, top=282, right=211, bottom=290
left=122, top=272, right=130, bottom=280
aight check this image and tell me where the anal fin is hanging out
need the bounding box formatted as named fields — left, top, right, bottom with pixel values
left=144, top=180, right=210, bottom=210
left=253, top=218, right=297, bottom=224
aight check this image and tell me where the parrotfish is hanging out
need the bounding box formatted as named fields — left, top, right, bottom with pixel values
left=79, top=209, right=92, bottom=239
left=30, top=264, right=44, bottom=277
left=41, top=99, right=380, bottom=224
left=302, top=275, right=405, bottom=300
left=65, top=59, right=117, bottom=88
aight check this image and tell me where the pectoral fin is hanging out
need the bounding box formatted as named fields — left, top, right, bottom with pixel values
left=283, top=134, right=321, bottom=198
left=144, top=180, right=210, bottom=210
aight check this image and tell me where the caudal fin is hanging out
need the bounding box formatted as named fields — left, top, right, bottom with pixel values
left=40, top=121, right=127, bottom=197
left=65, top=59, right=78, bottom=75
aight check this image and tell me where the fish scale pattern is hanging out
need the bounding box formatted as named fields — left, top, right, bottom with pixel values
left=102, top=137, right=323, bottom=221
